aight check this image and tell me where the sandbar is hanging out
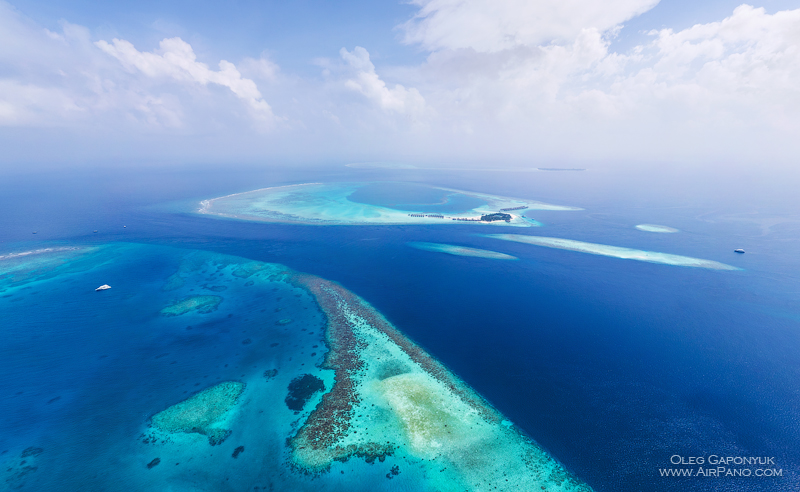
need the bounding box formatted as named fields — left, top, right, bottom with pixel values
left=636, top=224, right=679, bottom=233
left=408, top=241, right=517, bottom=260
left=484, top=234, right=739, bottom=270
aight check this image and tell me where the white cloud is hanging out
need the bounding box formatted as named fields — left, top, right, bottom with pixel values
left=591, top=4, right=800, bottom=132
left=95, top=37, right=275, bottom=119
left=239, top=56, right=280, bottom=82
left=394, top=2, right=800, bottom=163
left=646, top=5, right=800, bottom=100
left=401, top=0, right=659, bottom=52
left=340, top=47, right=426, bottom=116
left=0, top=4, right=96, bottom=127
left=0, top=80, right=82, bottom=125
left=1, top=0, right=799, bottom=166
left=0, top=0, right=279, bottom=134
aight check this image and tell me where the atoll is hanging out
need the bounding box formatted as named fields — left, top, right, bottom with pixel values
left=198, top=182, right=580, bottom=227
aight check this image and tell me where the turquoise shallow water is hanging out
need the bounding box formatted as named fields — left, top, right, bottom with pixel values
left=1, top=167, right=799, bottom=492
left=0, top=243, right=433, bottom=491
left=201, top=181, right=572, bottom=226
left=346, top=182, right=487, bottom=213
left=2, top=242, right=586, bottom=491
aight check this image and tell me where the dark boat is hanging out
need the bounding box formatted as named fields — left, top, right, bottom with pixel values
left=735, top=249, right=745, bottom=254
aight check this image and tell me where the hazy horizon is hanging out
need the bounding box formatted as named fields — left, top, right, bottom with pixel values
left=2, top=0, right=800, bottom=170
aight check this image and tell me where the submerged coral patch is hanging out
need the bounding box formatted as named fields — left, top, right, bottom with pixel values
left=203, top=285, right=227, bottom=292
left=3, top=446, right=44, bottom=490
left=161, top=273, right=185, bottom=291
left=20, top=447, right=43, bottom=458
left=150, top=381, right=245, bottom=445
left=285, top=374, right=326, bottom=411
left=160, top=295, right=223, bottom=316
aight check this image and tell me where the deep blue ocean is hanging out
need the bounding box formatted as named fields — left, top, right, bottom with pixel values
left=1, top=164, right=798, bottom=491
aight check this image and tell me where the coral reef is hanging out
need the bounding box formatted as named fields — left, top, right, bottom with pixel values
left=285, top=374, right=325, bottom=411
left=150, top=381, right=244, bottom=445
left=285, top=273, right=592, bottom=491
left=160, top=295, right=223, bottom=316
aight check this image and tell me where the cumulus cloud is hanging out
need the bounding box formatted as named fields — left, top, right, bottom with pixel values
left=0, top=3, right=87, bottom=126
left=401, top=0, right=658, bottom=52
left=395, top=2, right=800, bottom=163
left=0, top=80, right=82, bottom=125
left=340, top=47, right=426, bottom=116
left=95, top=37, right=274, bottom=119
left=571, top=4, right=800, bottom=130
left=0, top=0, right=278, bottom=134
left=644, top=5, right=800, bottom=106
left=238, top=56, right=280, bottom=82
left=1, top=0, right=799, bottom=166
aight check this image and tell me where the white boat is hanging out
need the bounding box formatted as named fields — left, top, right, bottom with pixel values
left=95, top=284, right=111, bottom=291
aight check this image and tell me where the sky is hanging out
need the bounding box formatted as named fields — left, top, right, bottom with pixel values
left=1, top=0, right=799, bottom=170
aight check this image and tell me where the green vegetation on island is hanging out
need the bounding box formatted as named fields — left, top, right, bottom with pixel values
left=480, top=212, right=512, bottom=222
